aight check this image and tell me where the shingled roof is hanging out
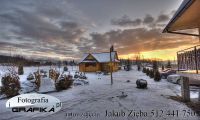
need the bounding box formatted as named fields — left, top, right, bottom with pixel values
left=80, top=51, right=119, bottom=63
left=163, top=0, right=200, bottom=37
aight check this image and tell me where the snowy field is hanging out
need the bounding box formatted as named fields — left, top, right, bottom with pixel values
left=0, top=66, right=200, bottom=120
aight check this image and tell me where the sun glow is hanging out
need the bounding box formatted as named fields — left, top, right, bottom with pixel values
left=118, top=45, right=198, bottom=61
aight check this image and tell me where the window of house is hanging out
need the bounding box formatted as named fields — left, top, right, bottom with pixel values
left=85, top=63, right=96, bottom=67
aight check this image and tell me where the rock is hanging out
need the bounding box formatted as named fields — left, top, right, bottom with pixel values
left=126, top=80, right=130, bottom=83
left=117, top=92, right=128, bottom=98
left=136, top=79, right=147, bottom=89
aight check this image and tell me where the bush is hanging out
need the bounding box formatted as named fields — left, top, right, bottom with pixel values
left=18, top=65, right=24, bottom=75
left=146, top=69, right=150, bottom=76
left=142, top=68, right=146, bottom=73
left=49, top=69, right=60, bottom=81
left=1, top=74, right=21, bottom=97
left=154, top=70, right=161, bottom=81
left=153, top=61, right=158, bottom=71
left=137, top=64, right=141, bottom=71
left=63, top=66, right=68, bottom=71
left=27, top=73, right=34, bottom=80
left=55, top=76, right=73, bottom=91
left=166, top=60, right=171, bottom=69
left=33, top=71, right=41, bottom=90
left=149, top=70, right=154, bottom=78
left=162, top=65, right=164, bottom=71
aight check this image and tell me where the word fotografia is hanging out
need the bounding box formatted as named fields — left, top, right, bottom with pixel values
left=17, top=97, right=48, bottom=104
left=6, top=93, right=62, bottom=116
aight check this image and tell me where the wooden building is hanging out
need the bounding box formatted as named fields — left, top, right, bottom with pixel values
left=163, top=0, right=200, bottom=74
left=79, top=51, right=119, bottom=72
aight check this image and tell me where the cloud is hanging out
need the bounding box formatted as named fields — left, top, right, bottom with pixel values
left=88, top=27, right=198, bottom=55
left=111, top=15, right=142, bottom=27
left=156, top=14, right=170, bottom=23
left=0, top=0, right=196, bottom=60
left=111, top=13, right=171, bottom=28
left=143, top=14, right=154, bottom=24
left=0, top=0, right=90, bottom=59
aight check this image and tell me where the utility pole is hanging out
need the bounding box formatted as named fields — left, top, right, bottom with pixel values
left=110, top=45, right=113, bottom=85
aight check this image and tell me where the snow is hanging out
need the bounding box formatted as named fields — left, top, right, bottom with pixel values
left=80, top=52, right=118, bottom=63
left=38, top=77, right=56, bottom=93
left=0, top=66, right=199, bottom=120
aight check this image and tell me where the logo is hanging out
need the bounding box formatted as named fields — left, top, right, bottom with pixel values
left=6, top=93, right=62, bottom=117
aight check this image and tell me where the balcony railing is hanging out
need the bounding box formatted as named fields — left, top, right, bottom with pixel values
left=177, top=45, right=200, bottom=74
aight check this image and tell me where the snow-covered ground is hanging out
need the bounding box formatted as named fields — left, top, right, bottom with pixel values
left=0, top=66, right=199, bottom=120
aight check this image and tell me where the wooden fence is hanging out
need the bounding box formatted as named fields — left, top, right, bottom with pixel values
left=177, top=45, right=200, bottom=74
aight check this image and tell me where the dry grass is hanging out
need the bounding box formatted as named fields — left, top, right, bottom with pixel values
left=169, top=96, right=200, bottom=116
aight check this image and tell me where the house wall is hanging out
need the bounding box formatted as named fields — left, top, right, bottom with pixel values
left=79, top=63, right=101, bottom=72
left=79, top=62, right=119, bottom=72
left=113, top=62, right=119, bottom=72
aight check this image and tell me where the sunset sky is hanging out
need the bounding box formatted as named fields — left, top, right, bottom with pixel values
left=0, top=0, right=199, bottom=60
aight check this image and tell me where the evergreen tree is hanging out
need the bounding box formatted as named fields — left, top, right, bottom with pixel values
left=154, top=70, right=161, bottom=81
left=153, top=61, right=158, bottom=71
left=166, top=60, right=171, bottom=68
left=18, top=65, right=24, bottom=75
left=149, top=70, right=154, bottom=78
left=146, top=69, right=150, bottom=76
left=142, top=67, right=146, bottom=73
left=137, top=64, right=141, bottom=71
left=162, top=65, right=164, bottom=71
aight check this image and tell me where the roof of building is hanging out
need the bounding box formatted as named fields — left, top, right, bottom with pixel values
left=80, top=51, right=119, bottom=63
left=163, top=0, right=200, bottom=36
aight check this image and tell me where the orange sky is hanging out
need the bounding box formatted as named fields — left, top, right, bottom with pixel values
left=118, top=44, right=199, bottom=61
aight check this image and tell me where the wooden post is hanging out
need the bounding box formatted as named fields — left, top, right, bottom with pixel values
left=110, top=46, right=113, bottom=85
left=199, top=88, right=200, bottom=101
left=194, top=46, right=198, bottom=74
left=180, top=76, right=190, bottom=102
left=177, top=52, right=180, bottom=71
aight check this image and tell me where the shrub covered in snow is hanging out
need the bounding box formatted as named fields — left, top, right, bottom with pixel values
left=27, top=73, right=34, bottom=80
left=137, top=64, right=141, bottom=71
left=18, top=65, right=24, bottom=75
left=0, top=73, right=21, bottom=97
left=154, top=70, right=161, bottom=81
left=55, top=75, right=73, bottom=91
left=63, top=66, right=68, bottom=71
left=166, top=60, right=172, bottom=69
left=153, top=61, right=158, bottom=71
left=146, top=69, right=150, bottom=76
left=79, top=72, right=87, bottom=79
left=162, top=65, right=165, bottom=71
left=33, top=71, right=41, bottom=90
left=142, top=67, right=146, bottom=73
left=49, top=69, right=60, bottom=81
left=74, top=72, right=79, bottom=78
left=149, top=70, right=154, bottom=78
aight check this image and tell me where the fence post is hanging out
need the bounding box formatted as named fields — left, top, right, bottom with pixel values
left=181, top=76, right=190, bottom=102
left=199, top=88, right=200, bottom=101
left=194, top=46, right=198, bottom=74
left=177, top=52, right=180, bottom=71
